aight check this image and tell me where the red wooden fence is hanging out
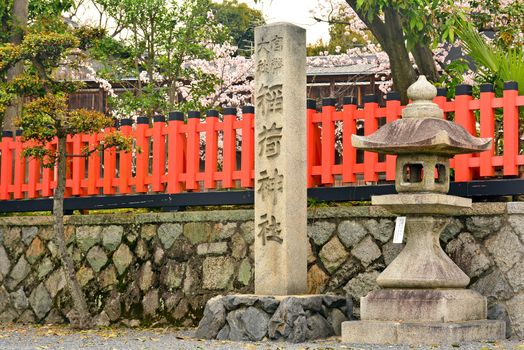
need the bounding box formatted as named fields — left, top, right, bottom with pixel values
left=308, top=82, right=524, bottom=186
left=0, top=82, right=523, bottom=201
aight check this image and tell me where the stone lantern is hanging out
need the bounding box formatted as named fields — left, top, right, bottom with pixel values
left=342, top=76, right=505, bottom=345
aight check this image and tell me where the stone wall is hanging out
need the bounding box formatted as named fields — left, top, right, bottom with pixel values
left=0, top=203, right=522, bottom=338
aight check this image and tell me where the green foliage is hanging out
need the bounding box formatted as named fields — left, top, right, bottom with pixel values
left=109, top=86, right=171, bottom=118
left=348, top=0, right=465, bottom=50
left=0, top=16, right=132, bottom=166
left=467, top=0, right=524, bottom=49
left=74, top=26, right=107, bottom=51
left=92, top=0, right=229, bottom=116
left=455, top=20, right=524, bottom=94
left=19, top=93, right=132, bottom=165
left=0, top=18, right=78, bottom=74
left=210, top=0, right=265, bottom=56
left=0, top=0, right=14, bottom=44
left=22, top=30, right=78, bottom=65
left=19, top=94, right=63, bottom=141
left=306, top=39, right=329, bottom=56
left=28, top=0, right=73, bottom=19
left=437, top=59, right=470, bottom=98
left=0, top=87, right=12, bottom=115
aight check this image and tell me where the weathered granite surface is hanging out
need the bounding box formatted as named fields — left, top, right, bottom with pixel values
left=0, top=203, right=521, bottom=339
left=254, top=22, right=307, bottom=295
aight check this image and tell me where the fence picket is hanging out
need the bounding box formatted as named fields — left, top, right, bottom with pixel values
left=306, top=99, right=320, bottom=187
left=479, top=84, right=496, bottom=177
left=240, top=106, right=255, bottom=188
left=342, top=97, right=357, bottom=183
left=135, top=117, right=149, bottom=193
left=27, top=141, right=39, bottom=199
left=222, top=108, right=237, bottom=189
left=385, top=92, right=401, bottom=181
left=0, top=133, right=13, bottom=200
left=363, top=95, right=379, bottom=182
left=152, top=116, right=166, bottom=192
left=118, top=119, right=133, bottom=194
left=454, top=85, right=475, bottom=181
left=321, top=98, right=336, bottom=185
left=186, top=111, right=200, bottom=191
left=41, top=141, right=54, bottom=197
left=503, top=82, right=519, bottom=176
left=71, top=133, right=83, bottom=195
left=103, top=126, right=117, bottom=195
left=167, top=112, right=185, bottom=194
left=87, top=133, right=100, bottom=195
left=13, top=132, right=24, bottom=199
left=204, top=110, right=218, bottom=189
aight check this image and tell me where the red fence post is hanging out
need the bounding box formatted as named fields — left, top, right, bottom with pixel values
left=320, top=98, right=336, bottom=185
left=363, top=95, right=379, bottom=182
left=204, top=110, right=218, bottom=189
left=434, top=88, right=448, bottom=117
left=222, top=107, right=237, bottom=189
left=0, top=132, right=13, bottom=200
left=186, top=111, right=200, bottom=191
left=103, top=124, right=117, bottom=195
left=167, top=112, right=185, bottom=194
left=479, top=84, right=495, bottom=177
left=86, top=133, right=100, bottom=195
left=13, top=131, right=25, bottom=199
left=151, top=115, right=166, bottom=192
left=27, top=137, right=40, bottom=199
left=307, top=99, right=320, bottom=187
left=41, top=140, right=55, bottom=197
left=118, top=119, right=133, bottom=194
left=135, top=117, right=150, bottom=193
left=63, top=136, right=72, bottom=198
left=385, top=92, right=401, bottom=181
left=71, top=133, right=84, bottom=196
left=454, top=85, right=475, bottom=181
left=342, top=96, right=357, bottom=184
left=503, top=81, right=519, bottom=176
left=240, top=106, right=254, bottom=188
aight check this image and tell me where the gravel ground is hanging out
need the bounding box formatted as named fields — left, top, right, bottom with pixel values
left=0, top=326, right=522, bottom=350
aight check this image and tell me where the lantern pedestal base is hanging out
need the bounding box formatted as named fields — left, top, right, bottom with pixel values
left=341, top=319, right=505, bottom=345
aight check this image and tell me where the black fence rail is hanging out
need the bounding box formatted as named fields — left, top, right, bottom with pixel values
left=0, top=179, right=522, bottom=213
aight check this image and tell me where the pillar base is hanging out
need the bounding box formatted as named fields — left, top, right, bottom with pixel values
left=196, top=294, right=351, bottom=342
left=341, top=320, right=505, bottom=345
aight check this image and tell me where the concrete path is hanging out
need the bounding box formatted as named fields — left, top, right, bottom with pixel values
left=0, top=325, right=522, bottom=350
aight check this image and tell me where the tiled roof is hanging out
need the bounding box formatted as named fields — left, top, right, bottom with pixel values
left=58, top=54, right=389, bottom=82
left=306, top=55, right=385, bottom=76
left=307, top=63, right=382, bottom=76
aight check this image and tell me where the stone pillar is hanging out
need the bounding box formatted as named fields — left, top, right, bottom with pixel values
left=254, top=23, right=307, bottom=295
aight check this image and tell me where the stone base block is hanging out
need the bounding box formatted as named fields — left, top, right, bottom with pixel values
left=372, top=193, right=471, bottom=215
left=361, top=289, right=486, bottom=322
left=341, top=320, right=505, bottom=345
left=195, top=294, right=351, bottom=343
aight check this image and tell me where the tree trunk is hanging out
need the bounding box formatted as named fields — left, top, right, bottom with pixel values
left=53, top=136, right=92, bottom=329
left=343, top=1, right=443, bottom=103
left=3, top=0, right=28, bottom=133
left=380, top=7, right=417, bottom=104
left=411, top=42, right=440, bottom=82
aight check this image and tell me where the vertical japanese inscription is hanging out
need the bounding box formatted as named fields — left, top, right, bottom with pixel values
left=256, top=31, right=285, bottom=246
left=258, top=123, right=282, bottom=158
left=256, top=84, right=283, bottom=115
